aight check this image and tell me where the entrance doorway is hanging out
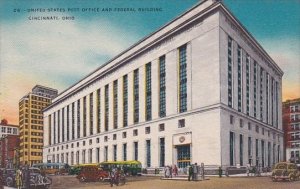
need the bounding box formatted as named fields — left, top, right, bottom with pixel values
left=176, top=145, right=191, bottom=168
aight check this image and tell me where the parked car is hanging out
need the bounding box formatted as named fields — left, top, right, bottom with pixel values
left=271, top=162, right=300, bottom=181
left=76, top=165, right=109, bottom=182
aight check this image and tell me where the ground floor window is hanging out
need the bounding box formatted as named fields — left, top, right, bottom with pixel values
left=160, top=138, right=165, bottom=167
left=134, top=142, right=138, bottom=161
left=177, top=144, right=190, bottom=168
left=230, top=131, right=235, bottom=166
left=146, top=140, right=151, bottom=167
left=96, top=148, right=100, bottom=163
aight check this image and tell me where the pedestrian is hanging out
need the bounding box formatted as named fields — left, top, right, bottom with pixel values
left=188, top=165, right=193, bottom=181
left=169, top=165, right=173, bottom=178
left=218, top=166, right=222, bottom=178
left=165, top=166, right=170, bottom=178
left=193, top=163, right=199, bottom=181
left=15, top=168, right=23, bottom=189
left=173, top=165, right=178, bottom=177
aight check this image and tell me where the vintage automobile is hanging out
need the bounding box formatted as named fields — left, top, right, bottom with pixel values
left=271, top=162, right=300, bottom=181
left=76, top=165, right=109, bottom=182
left=3, top=167, right=52, bottom=188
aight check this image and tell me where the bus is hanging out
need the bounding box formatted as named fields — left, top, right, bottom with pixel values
left=32, top=163, right=70, bottom=175
left=99, top=160, right=142, bottom=176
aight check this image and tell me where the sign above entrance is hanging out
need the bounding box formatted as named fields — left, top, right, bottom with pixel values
left=173, top=132, right=192, bottom=145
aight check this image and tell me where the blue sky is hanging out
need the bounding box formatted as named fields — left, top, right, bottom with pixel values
left=0, top=0, right=299, bottom=124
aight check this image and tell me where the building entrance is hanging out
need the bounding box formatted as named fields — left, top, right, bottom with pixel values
left=176, top=144, right=191, bottom=168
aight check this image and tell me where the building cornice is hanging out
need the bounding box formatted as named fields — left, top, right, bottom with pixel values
left=44, top=0, right=222, bottom=112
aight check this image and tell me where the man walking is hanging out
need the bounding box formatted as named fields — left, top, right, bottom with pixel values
left=193, top=163, right=199, bottom=181
left=188, top=164, right=193, bottom=181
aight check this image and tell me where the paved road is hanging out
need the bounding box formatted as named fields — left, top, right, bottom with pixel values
left=50, top=175, right=300, bottom=189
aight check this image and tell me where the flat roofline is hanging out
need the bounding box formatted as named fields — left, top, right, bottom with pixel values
left=52, top=0, right=211, bottom=100
left=283, top=98, right=300, bottom=104
left=32, top=84, right=58, bottom=93
left=0, top=124, right=19, bottom=127
left=44, top=0, right=283, bottom=112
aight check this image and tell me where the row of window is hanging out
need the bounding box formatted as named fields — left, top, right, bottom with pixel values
left=227, top=36, right=279, bottom=127
left=51, top=138, right=165, bottom=168
left=49, top=45, right=187, bottom=145
left=230, top=115, right=280, bottom=141
left=0, top=127, right=18, bottom=134
left=49, top=120, right=186, bottom=153
left=229, top=131, right=281, bottom=167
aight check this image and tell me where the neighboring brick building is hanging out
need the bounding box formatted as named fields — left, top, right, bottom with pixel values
left=0, top=135, right=20, bottom=168
left=283, top=98, right=300, bottom=165
left=0, top=119, right=19, bottom=168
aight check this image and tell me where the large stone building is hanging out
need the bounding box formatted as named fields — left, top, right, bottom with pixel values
left=43, top=0, right=283, bottom=168
left=283, top=98, right=300, bottom=165
left=19, top=85, right=58, bottom=165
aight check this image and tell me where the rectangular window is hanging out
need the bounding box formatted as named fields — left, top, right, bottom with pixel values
left=83, top=96, right=87, bottom=137
left=123, top=143, right=127, bottom=161
left=237, top=46, right=242, bottom=112
left=77, top=100, right=81, bottom=138
left=230, top=131, right=235, bottom=166
left=268, top=142, right=271, bottom=167
left=271, top=78, right=274, bottom=126
left=246, top=54, right=250, bottom=115
left=266, top=73, right=269, bottom=124
left=82, top=150, right=86, bottom=164
left=228, top=37, right=233, bottom=108
left=179, top=45, right=187, bottom=113
left=160, top=138, right=165, bottom=167
left=49, top=115, right=52, bottom=145
left=159, top=123, right=165, bottom=132
left=58, top=110, right=60, bottom=143
left=96, top=148, right=100, bottom=163
left=248, top=137, right=252, bottom=165
left=240, top=134, right=243, bottom=166
left=134, top=142, right=138, bottom=161
left=105, top=85, right=109, bottom=131
left=275, top=81, right=279, bottom=128
left=145, top=127, right=150, bottom=134
left=62, top=108, right=65, bottom=142
left=54, top=112, right=57, bottom=144
left=123, top=75, right=128, bottom=127
left=89, top=149, right=92, bottom=163
left=133, top=69, right=139, bottom=123
left=253, top=61, right=257, bottom=118
left=159, top=56, right=166, bottom=117
left=146, top=140, right=151, bottom=167
left=260, top=67, right=264, bottom=121
left=97, top=89, right=101, bottom=133
left=104, top=146, right=108, bottom=161
left=261, top=140, right=265, bottom=167
left=133, top=129, right=138, bottom=136
left=255, top=139, right=259, bottom=166
left=113, top=80, right=118, bottom=129
left=113, top=145, right=117, bottom=161
left=67, top=105, right=69, bottom=141
left=90, top=93, right=93, bottom=135
left=178, top=119, right=185, bottom=128
left=72, top=102, right=75, bottom=140
left=145, top=62, right=152, bottom=121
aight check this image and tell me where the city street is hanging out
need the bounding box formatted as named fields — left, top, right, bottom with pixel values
left=50, top=175, right=300, bottom=189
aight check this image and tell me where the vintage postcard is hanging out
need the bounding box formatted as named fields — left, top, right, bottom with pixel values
left=0, top=0, right=299, bottom=189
